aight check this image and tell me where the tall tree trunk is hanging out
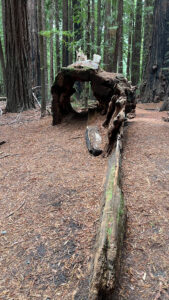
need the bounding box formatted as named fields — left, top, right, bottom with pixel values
left=126, top=18, right=132, bottom=80
left=38, top=0, right=46, bottom=116
left=68, top=0, right=73, bottom=63
left=73, top=0, right=82, bottom=53
left=41, top=0, right=48, bottom=101
left=55, top=0, right=60, bottom=72
left=91, top=0, right=95, bottom=57
left=118, top=0, right=123, bottom=73
left=142, top=0, right=154, bottom=80
left=131, top=0, right=143, bottom=85
left=86, top=0, right=91, bottom=58
left=4, top=0, right=33, bottom=112
left=62, top=0, right=69, bottom=66
left=97, top=0, right=101, bottom=55
left=27, top=0, right=41, bottom=88
left=0, top=37, right=6, bottom=93
left=140, top=0, right=169, bottom=110
left=50, top=0, right=54, bottom=87
left=103, top=0, right=112, bottom=71
left=112, top=0, right=123, bottom=73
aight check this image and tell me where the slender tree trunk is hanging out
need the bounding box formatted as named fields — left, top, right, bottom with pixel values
left=73, top=0, right=82, bottom=54
left=0, top=37, right=6, bottom=93
left=142, top=0, right=154, bottom=79
left=55, top=0, right=60, bottom=72
left=4, top=0, right=33, bottom=112
left=68, top=0, right=73, bottom=63
left=62, top=0, right=69, bottom=66
left=38, top=0, right=46, bottom=116
left=140, top=0, right=169, bottom=110
left=27, top=0, right=41, bottom=88
left=86, top=0, right=91, bottom=58
left=131, top=0, right=143, bottom=85
left=112, top=0, right=123, bottom=73
left=91, top=0, right=95, bottom=57
left=127, top=18, right=132, bottom=80
left=118, top=0, right=123, bottom=73
left=97, top=0, right=101, bottom=55
left=41, top=0, right=48, bottom=101
left=50, top=0, right=54, bottom=87
left=104, top=0, right=112, bottom=71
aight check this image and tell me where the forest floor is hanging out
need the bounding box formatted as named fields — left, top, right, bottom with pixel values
left=0, top=101, right=169, bottom=300
left=0, top=103, right=108, bottom=300
left=115, top=103, right=169, bottom=300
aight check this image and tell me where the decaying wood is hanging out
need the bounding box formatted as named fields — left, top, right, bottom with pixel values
left=103, top=108, right=125, bottom=157
left=51, top=58, right=136, bottom=155
left=85, top=126, right=102, bottom=156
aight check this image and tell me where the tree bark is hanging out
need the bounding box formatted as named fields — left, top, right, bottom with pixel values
left=103, top=0, right=112, bottom=71
left=50, top=0, right=54, bottom=88
left=68, top=0, right=73, bottom=64
left=97, top=0, right=102, bottom=55
left=41, top=0, right=48, bottom=102
left=142, top=0, right=154, bottom=80
left=86, top=0, right=91, bottom=58
left=27, top=0, right=41, bottom=88
left=0, top=37, right=6, bottom=94
left=91, top=0, right=95, bottom=57
left=4, top=0, right=34, bottom=112
left=112, top=0, right=123, bottom=73
left=131, top=0, right=143, bottom=85
left=55, top=0, right=60, bottom=72
left=38, top=0, right=46, bottom=116
left=62, top=0, right=69, bottom=66
left=140, top=0, right=169, bottom=110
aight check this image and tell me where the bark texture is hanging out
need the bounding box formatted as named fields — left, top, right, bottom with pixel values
left=27, top=0, right=41, bottom=88
left=51, top=60, right=136, bottom=154
left=62, top=0, right=69, bottom=66
left=131, top=0, right=143, bottom=85
left=112, top=0, right=123, bottom=73
left=4, top=0, right=33, bottom=112
left=140, top=0, right=169, bottom=110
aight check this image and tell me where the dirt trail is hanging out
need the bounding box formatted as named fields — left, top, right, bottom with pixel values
left=116, top=107, right=169, bottom=300
left=0, top=109, right=107, bottom=300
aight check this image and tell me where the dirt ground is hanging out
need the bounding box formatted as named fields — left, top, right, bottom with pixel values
left=0, top=104, right=107, bottom=300
left=0, top=102, right=169, bottom=300
left=115, top=105, right=169, bottom=300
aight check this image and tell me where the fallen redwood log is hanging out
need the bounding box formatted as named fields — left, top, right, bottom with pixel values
left=103, top=108, right=125, bottom=157
left=51, top=61, right=136, bottom=126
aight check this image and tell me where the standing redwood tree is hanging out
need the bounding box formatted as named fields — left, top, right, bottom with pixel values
left=140, top=0, right=169, bottom=110
left=131, top=0, right=143, bottom=85
left=4, top=0, right=34, bottom=112
left=112, top=0, right=123, bottom=73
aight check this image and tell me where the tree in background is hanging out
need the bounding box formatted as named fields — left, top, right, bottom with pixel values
left=4, top=0, right=34, bottom=112
left=27, top=0, right=41, bottom=88
left=62, top=0, right=69, bottom=66
left=38, top=0, right=47, bottom=116
left=131, top=0, right=143, bottom=85
left=140, top=0, right=169, bottom=110
left=112, top=0, right=123, bottom=73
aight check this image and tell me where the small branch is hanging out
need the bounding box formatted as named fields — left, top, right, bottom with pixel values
left=32, top=92, right=41, bottom=108
left=0, top=153, right=19, bottom=159
left=6, top=200, right=26, bottom=218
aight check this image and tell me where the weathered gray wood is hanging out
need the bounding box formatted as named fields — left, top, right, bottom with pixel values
left=89, top=135, right=126, bottom=299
